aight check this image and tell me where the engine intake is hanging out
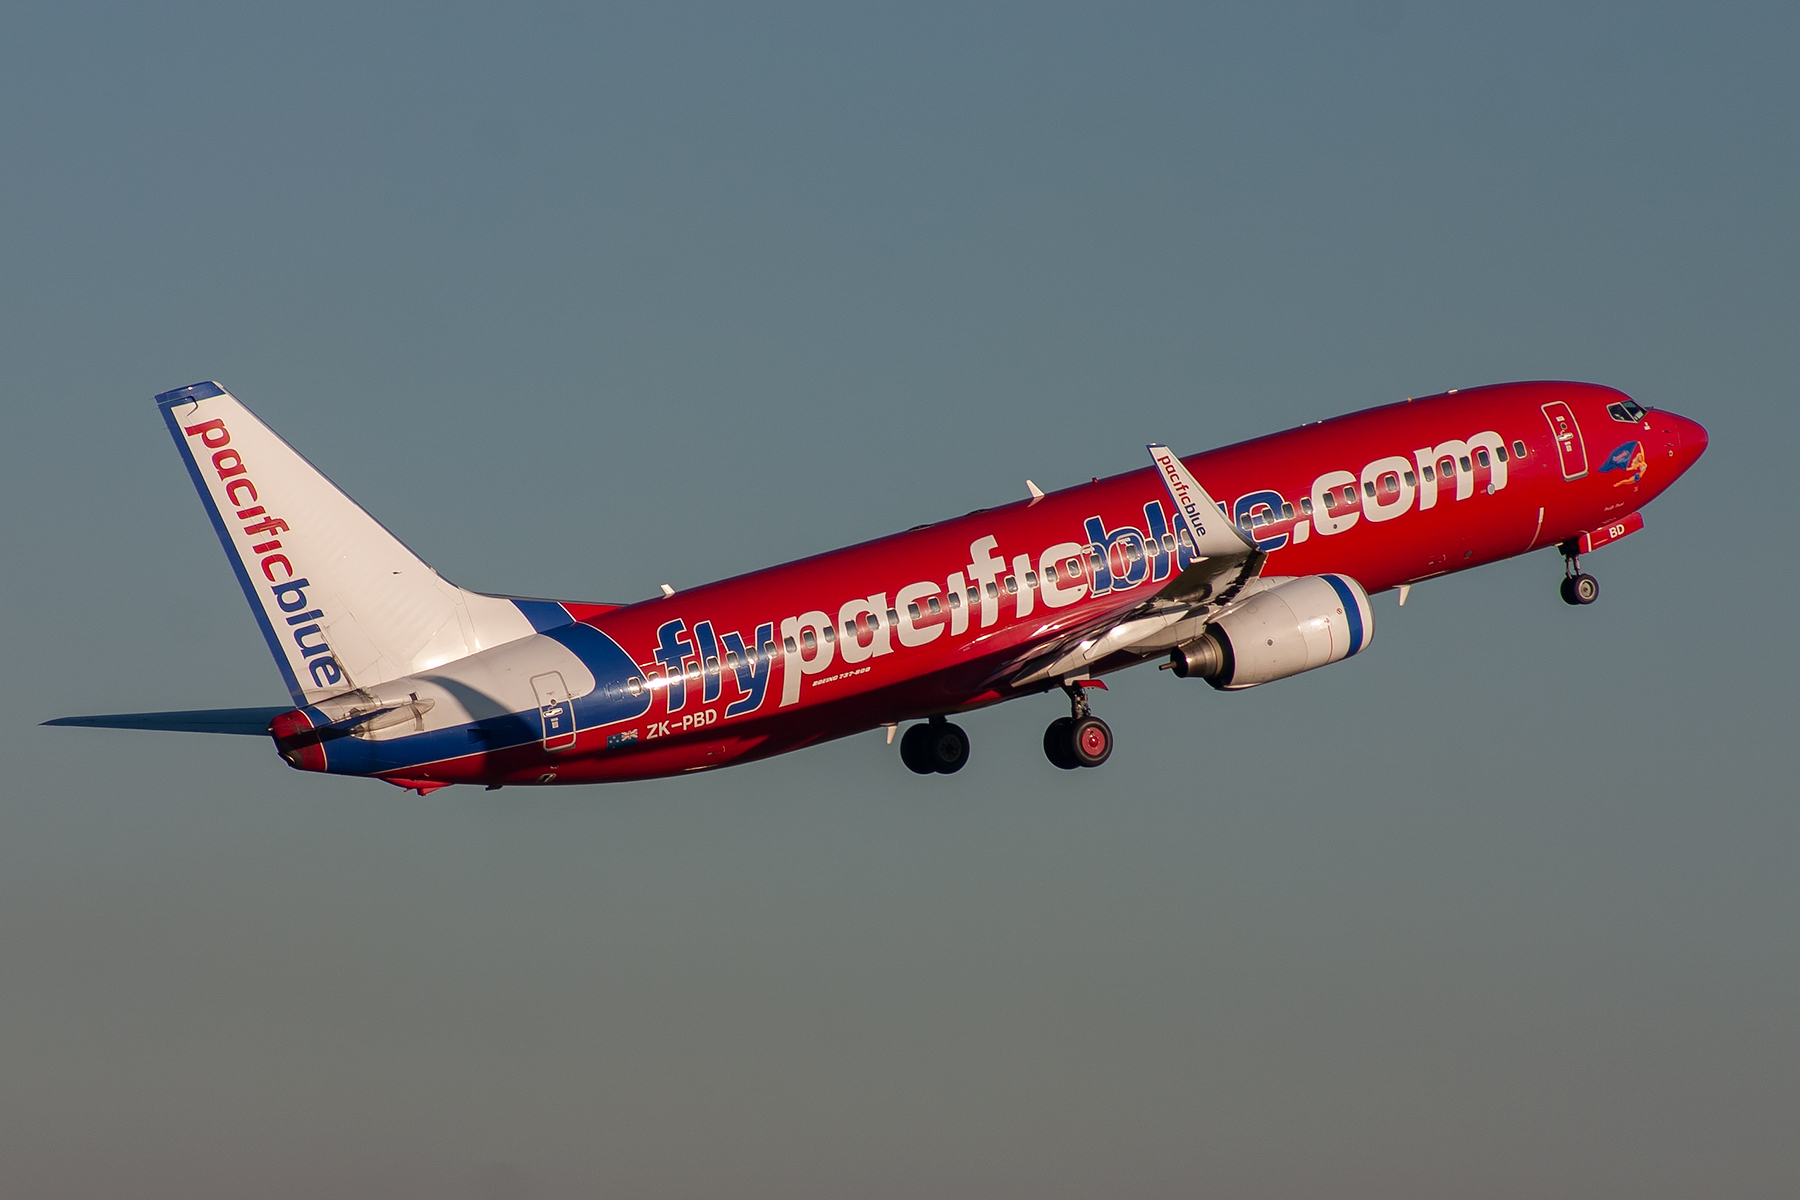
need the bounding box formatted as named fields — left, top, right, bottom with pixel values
left=1168, top=573, right=1374, bottom=689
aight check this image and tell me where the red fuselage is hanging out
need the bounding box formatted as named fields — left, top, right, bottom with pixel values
left=373, top=381, right=1707, bottom=786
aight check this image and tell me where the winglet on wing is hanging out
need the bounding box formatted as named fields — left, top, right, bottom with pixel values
left=1147, top=444, right=1256, bottom=557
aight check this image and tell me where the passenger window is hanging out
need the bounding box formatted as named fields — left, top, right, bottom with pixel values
left=1459, top=455, right=1471, bottom=472
left=1069, top=558, right=1084, bottom=574
left=908, top=602, right=922, bottom=621
left=627, top=676, right=644, bottom=696
left=948, top=592, right=961, bottom=609
left=1495, top=445, right=1507, bottom=463
left=1281, top=503, right=1294, bottom=519
left=686, top=662, right=700, bottom=681
left=1403, top=471, right=1416, bottom=486
left=1363, top=481, right=1376, bottom=498
left=887, top=608, right=898, bottom=625
left=969, top=586, right=981, bottom=602
left=1343, top=485, right=1356, bottom=503
left=1125, top=543, right=1141, bottom=561
left=927, top=596, right=941, bottom=614
left=985, top=582, right=998, bottom=598
left=1475, top=449, right=1489, bottom=467
left=1024, top=571, right=1039, bottom=587
left=1422, top=465, right=1434, bottom=481
left=1004, top=576, right=1017, bottom=593
left=1324, top=492, right=1337, bottom=510
left=1300, top=498, right=1313, bottom=515
left=823, top=626, right=835, bottom=644
left=705, top=656, right=719, bottom=672
left=1513, top=440, right=1526, bottom=457
left=725, top=652, right=740, bottom=671
left=1044, top=564, right=1059, bottom=583
left=1161, top=534, right=1176, bottom=552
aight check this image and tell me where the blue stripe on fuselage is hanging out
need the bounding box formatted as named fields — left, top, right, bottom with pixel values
left=312, top=624, right=654, bottom=776
left=511, top=599, right=574, bottom=633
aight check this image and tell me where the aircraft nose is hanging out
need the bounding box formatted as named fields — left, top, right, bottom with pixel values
left=1666, top=411, right=1709, bottom=472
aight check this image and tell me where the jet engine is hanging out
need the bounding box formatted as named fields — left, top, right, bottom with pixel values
left=1168, top=573, right=1373, bottom=689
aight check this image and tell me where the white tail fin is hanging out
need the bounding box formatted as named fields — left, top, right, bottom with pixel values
left=158, top=382, right=539, bottom=704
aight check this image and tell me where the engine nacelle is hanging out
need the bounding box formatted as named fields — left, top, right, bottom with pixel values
left=1168, top=573, right=1374, bottom=689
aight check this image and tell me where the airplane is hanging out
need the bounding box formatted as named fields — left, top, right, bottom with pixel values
left=47, top=380, right=1707, bottom=791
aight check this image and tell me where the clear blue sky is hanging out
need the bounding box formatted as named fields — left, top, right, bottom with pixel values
left=3, top=3, right=1795, bottom=1196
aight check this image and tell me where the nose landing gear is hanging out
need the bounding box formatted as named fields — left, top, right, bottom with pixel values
left=1043, top=680, right=1113, bottom=770
left=1558, top=539, right=1600, bottom=605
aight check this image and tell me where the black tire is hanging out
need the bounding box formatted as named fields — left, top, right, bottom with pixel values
left=899, top=723, right=935, bottom=775
left=1043, top=718, right=1078, bottom=769
left=928, top=721, right=970, bottom=774
left=1068, top=716, right=1113, bottom=768
left=1573, top=573, right=1600, bottom=605
left=1560, top=577, right=1581, bottom=606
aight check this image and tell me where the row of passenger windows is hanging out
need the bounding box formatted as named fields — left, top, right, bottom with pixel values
left=1297, top=442, right=1528, bottom=514
left=764, top=437, right=1544, bottom=653
left=775, top=553, right=1118, bottom=655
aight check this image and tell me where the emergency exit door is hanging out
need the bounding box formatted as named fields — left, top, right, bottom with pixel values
left=1540, top=401, right=1589, bottom=479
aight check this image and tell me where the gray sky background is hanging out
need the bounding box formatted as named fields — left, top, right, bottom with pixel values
left=2, top=3, right=1795, bottom=1197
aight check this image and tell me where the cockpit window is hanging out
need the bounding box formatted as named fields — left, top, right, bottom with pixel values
left=1608, top=399, right=1648, bottom=422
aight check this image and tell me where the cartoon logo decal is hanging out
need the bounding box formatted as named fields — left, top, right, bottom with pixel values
left=1600, top=440, right=1647, bottom=486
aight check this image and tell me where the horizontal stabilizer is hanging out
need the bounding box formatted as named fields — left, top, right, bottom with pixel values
left=43, top=707, right=290, bottom=736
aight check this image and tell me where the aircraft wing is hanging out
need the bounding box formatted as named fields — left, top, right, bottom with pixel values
left=1006, top=445, right=1264, bottom=687
left=43, top=707, right=289, bottom=736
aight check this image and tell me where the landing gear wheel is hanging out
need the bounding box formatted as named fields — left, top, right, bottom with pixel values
left=1043, top=717, right=1078, bottom=770
left=1068, top=716, right=1113, bottom=769
left=926, top=720, right=970, bottom=774
left=1561, top=573, right=1600, bottom=605
left=1559, top=542, right=1599, bottom=606
left=899, top=723, right=935, bottom=775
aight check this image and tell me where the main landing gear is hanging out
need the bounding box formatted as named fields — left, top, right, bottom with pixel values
left=1558, top=539, right=1600, bottom=606
left=897, top=682, right=1116, bottom=777
left=900, top=715, right=971, bottom=775
left=1043, top=680, right=1113, bottom=770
